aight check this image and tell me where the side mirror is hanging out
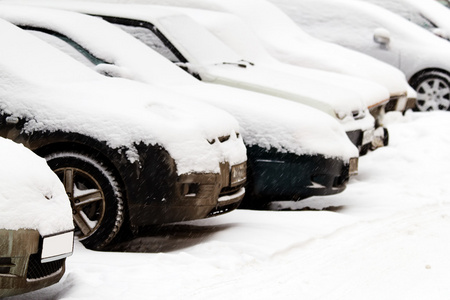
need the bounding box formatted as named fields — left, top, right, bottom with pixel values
left=95, top=64, right=130, bottom=78
left=373, top=28, right=391, bottom=46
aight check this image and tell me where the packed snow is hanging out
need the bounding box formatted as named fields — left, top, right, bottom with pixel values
left=5, top=110, right=450, bottom=299
left=0, top=137, right=73, bottom=236
left=0, top=4, right=358, bottom=160
left=0, top=17, right=247, bottom=175
left=120, top=0, right=411, bottom=100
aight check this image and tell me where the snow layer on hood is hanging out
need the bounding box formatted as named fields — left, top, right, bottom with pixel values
left=0, top=138, right=74, bottom=235
left=0, top=4, right=358, bottom=159
left=1, top=2, right=377, bottom=116
left=87, top=0, right=411, bottom=97
left=169, top=7, right=390, bottom=110
left=0, top=18, right=246, bottom=174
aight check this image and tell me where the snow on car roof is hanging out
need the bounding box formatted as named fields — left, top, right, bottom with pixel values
left=165, top=7, right=390, bottom=109
left=0, top=137, right=74, bottom=235
left=281, top=0, right=450, bottom=78
left=355, top=0, right=450, bottom=38
left=0, top=4, right=359, bottom=160
left=0, top=17, right=246, bottom=174
left=113, top=0, right=409, bottom=97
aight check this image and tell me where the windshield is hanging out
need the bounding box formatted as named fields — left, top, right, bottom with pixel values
left=157, top=15, right=241, bottom=65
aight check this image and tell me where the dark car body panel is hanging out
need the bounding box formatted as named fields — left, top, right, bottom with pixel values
left=245, top=145, right=350, bottom=205
left=0, top=113, right=245, bottom=227
left=0, top=229, right=66, bottom=298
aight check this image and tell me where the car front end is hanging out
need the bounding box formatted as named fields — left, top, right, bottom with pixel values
left=0, top=229, right=73, bottom=298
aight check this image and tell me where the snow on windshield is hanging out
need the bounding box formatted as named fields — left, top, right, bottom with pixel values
left=0, top=137, right=74, bottom=235
left=156, top=14, right=241, bottom=65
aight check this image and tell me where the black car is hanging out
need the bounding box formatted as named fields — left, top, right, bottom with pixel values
left=0, top=18, right=247, bottom=250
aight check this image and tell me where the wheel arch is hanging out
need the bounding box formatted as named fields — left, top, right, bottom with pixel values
left=409, top=68, right=450, bottom=87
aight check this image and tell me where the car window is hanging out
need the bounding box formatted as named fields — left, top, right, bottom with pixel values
left=25, top=28, right=107, bottom=67
left=114, top=23, right=181, bottom=63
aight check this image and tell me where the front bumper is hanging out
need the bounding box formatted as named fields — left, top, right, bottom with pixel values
left=0, top=229, right=72, bottom=298
left=346, top=126, right=388, bottom=155
left=244, top=146, right=355, bottom=205
left=128, top=162, right=246, bottom=226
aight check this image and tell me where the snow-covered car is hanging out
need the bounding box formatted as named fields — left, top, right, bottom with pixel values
left=0, top=5, right=359, bottom=207
left=0, top=17, right=247, bottom=249
left=269, top=0, right=450, bottom=112
left=120, top=0, right=416, bottom=115
left=354, top=0, right=450, bottom=40
left=0, top=137, right=74, bottom=298
left=27, top=2, right=384, bottom=154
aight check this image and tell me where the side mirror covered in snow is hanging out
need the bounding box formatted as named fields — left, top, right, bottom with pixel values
left=373, top=28, right=391, bottom=46
left=95, top=64, right=131, bottom=79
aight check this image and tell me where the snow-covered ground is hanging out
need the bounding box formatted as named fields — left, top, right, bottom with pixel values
left=8, top=110, right=450, bottom=299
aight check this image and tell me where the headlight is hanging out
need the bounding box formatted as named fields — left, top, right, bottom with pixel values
left=230, top=162, right=247, bottom=186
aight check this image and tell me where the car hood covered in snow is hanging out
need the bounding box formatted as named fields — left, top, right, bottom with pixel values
left=93, top=0, right=412, bottom=99
left=0, top=137, right=74, bottom=236
left=0, top=17, right=246, bottom=175
left=0, top=4, right=358, bottom=160
left=166, top=7, right=390, bottom=111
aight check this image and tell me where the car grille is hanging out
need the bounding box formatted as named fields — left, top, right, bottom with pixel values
left=0, top=257, right=14, bottom=275
left=27, top=253, right=64, bottom=280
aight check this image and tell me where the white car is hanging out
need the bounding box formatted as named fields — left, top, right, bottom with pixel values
left=270, top=0, right=450, bottom=112
left=0, top=5, right=360, bottom=207
left=113, top=0, right=416, bottom=114
left=0, top=137, right=74, bottom=298
left=159, top=7, right=391, bottom=133
left=0, top=17, right=248, bottom=249
left=19, top=2, right=385, bottom=154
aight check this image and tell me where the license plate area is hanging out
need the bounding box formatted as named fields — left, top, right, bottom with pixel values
left=362, top=128, right=375, bottom=145
left=41, top=230, right=74, bottom=263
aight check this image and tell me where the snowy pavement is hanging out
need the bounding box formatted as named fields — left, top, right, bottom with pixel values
left=8, top=111, right=450, bottom=300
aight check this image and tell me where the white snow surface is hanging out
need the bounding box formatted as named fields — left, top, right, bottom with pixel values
left=0, top=138, right=73, bottom=235
left=14, top=2, right=374, bottom=121
left=8, top=110, right=450, bottom=299
left=44, top=1, right=374, bottom=119
left=0, top=18, right=247, bottom=175
left=161, top=7, right=391, bottom=110
left=103, top=0, right=411, bottom=99
left=0, top=4, right=358, bottom=160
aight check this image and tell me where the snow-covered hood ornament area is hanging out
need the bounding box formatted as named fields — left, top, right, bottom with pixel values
left=0, top=18, right=246, bottom=175
left=0, top=137, right=73, bottom=236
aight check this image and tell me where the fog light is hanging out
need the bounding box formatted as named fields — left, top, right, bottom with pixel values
left=180, top=183, right=200, bottom=197
left=231, top=162, right=247, bottom=186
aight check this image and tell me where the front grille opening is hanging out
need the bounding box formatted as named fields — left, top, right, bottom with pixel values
left=0, top=257, right=14, bottom=274
left=180, top=183, right=200, bottom=197
left=27, top=253, right=64, bottom=280
left=220, top=185, right=242, bottom=197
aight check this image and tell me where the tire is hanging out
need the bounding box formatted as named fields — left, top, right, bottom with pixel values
left=45, top=151, right=124, bottom=250
left=410, top=71, right=450, bottom=111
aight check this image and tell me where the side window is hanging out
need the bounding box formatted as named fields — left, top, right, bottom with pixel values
left=25, top=29, right=106, bottom=67
left=114, top=23, right=181, bottom=63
